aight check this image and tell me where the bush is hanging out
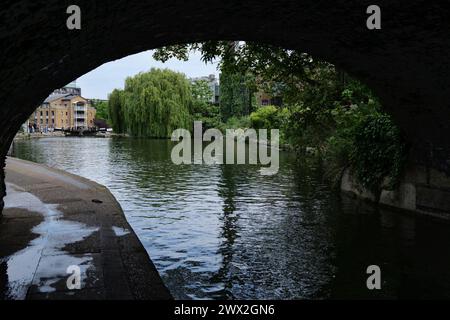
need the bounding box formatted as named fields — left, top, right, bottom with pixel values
left=350, top=113, right=407, bottom=194
left=249, top=105, right=291, bottom=143
left=322, top=93, right=407, bottom=193
left=250, top=105, right=279, bottom=130
left=223, top=116, right=251, bottom=130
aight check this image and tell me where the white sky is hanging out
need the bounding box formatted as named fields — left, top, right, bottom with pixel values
left=76, top=50, right=219, bottom=100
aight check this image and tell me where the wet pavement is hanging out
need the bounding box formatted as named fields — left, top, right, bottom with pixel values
left=0, top=157, right=171, bottom=300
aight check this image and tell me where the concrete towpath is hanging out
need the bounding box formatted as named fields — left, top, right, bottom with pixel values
left=0, top=157, right=172, bottom=300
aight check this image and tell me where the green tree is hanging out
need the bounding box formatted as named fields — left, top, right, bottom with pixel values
left=350, top=113, right=407, bottom=194
left=153, top=41, right=321, bottom=104
left=191, top=79, right=213, bottom=104
left=155, top=42, right=259, bottom=121
left=154, top=43, right=409, bottom=189
left=108, top=89, right=125, bottom=133
left=91, top=99, right=109, bottom=121
left=108, top=68, right=193, bottom=137
left=191, top=79, right=222, bottom=130
left=220, top=69, right=255, bottom=121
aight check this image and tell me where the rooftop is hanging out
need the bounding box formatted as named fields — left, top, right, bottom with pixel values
left=43, top=93, right=78, bottom=103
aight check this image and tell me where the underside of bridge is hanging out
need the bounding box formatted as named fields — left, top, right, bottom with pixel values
left=0, top=0, right=450, bottom=213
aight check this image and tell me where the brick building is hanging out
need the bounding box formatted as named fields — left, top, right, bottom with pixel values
left=28, top=84, right=96, bottom=132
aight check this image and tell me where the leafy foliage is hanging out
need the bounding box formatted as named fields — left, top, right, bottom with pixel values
left=153, top=43, right=409, bottom=192
left=154, top=42, right=409, bottom=192
left=191, top=80, right=213, bottom=104
left=91, top=99, right=109, bottom=121
left=350, top=113, right=408, bottom=194
left=222, top=116, right=251, bottom=130
left=108, top=89, right=125, bottom=133
left=108, top=68, right=193, bottom=138
left=219, top=70, right=255, bottom=121
left=191, top=79, right=222, bottom=130
left=153, top=41, right=321, bottom=92
left=322, top=82, right=408, bottom=193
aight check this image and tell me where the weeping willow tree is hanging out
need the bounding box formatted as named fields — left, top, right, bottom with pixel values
left=108, top=68, right=193, bottom=137
left=108, top=89, right=125, bottom=133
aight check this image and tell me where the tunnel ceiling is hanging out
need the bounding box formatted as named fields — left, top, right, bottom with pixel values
left=1, top=0, right=450, bottom=171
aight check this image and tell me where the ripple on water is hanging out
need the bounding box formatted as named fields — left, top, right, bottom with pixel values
left=10, top=138, right=338, bottom=299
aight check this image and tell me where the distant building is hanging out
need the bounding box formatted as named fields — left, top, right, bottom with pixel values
left=255, top=91, right=283, bottom=107
left=51, top=82, right=82, bottom=96
left=190, top=74, right=220, bottom=105
left=28, top=84, right=96, bottom=132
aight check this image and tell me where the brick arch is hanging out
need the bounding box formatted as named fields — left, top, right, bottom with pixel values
left=1, top=0, right=449, bottom=210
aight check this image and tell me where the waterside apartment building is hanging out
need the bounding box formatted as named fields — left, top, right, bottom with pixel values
left=28, top=84, right=96, bottom=132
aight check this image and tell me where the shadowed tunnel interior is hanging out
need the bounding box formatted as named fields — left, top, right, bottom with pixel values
left=1, top=0, right=450, bottom=212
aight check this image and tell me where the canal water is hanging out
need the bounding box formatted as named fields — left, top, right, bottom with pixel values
left=12, top=137, right=450, bottom=299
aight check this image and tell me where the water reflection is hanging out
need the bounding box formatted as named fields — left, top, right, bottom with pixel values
left=12, top=137, right=450, bottom=299
left=1, top=183, right=98, bottom=299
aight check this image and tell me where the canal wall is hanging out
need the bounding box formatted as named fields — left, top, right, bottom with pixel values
left=341, top=165, right=450, bottom=219
left=0, top=144, right=14, bottom=215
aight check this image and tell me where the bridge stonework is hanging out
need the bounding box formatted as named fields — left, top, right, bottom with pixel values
left=1, top=1, right=450, bottom=214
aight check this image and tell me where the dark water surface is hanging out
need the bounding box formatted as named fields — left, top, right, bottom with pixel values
left=12, top=137, right=450, bottom=299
